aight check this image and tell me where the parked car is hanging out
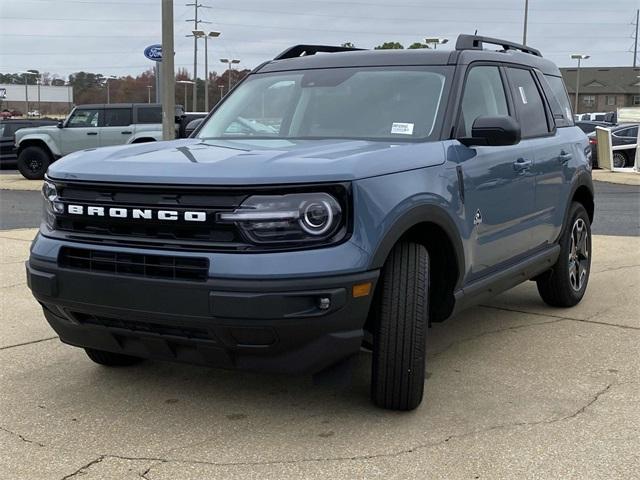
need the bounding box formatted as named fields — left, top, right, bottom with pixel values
left=27, top=35, right=594, bottom=411
left=179, top=112, right=207, bottom=138
left=183, top=117, right=204, bottom=137
left=14, top=103, right=185, bottom=179
left=0, top=110, right=12, bottom=120
left=575, top=120, right=613, bottom=135
left=588, top=123, right=638, bottom=168
left=0, top=119, right=57, bottom=166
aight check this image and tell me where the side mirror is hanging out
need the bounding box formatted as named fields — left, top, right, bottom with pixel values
left=459, top=115, right=521, bottom=147
left=57, top=120, right=63, bottom=129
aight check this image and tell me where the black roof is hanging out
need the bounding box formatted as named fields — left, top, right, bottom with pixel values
left=256, top=34, right=561, bottom=77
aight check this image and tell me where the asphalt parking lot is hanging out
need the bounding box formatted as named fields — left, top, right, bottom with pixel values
left=1, top=177, right=639, bottom=479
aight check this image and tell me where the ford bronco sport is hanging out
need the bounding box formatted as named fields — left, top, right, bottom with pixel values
left=26, top=35, right=594, bottom=410
left=15, top=103, right=185, bottom=179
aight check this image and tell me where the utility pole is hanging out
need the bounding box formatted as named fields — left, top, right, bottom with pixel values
left=522, top=0, right=529, bottom=45
left=186, top=2, right=211, bottom=112
left=162, top=0, right=175, bottom=140
left=634, top=9, right=639, bottom=68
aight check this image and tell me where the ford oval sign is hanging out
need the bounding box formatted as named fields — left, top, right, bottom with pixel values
left=144, top=44, right=163, bottom=62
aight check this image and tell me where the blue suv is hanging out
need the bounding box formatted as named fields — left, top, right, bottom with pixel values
left=26, top=35, right=594, bottom=410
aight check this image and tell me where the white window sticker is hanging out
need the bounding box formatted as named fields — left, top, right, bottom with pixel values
left=518, top=86, right=528, bottom=104
left=391, top=122, right=414, bottom=135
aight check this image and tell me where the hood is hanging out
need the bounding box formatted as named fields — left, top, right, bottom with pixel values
left=15, top=125, right=59, bottom=139
left=47, top=138, right=446, bottom=185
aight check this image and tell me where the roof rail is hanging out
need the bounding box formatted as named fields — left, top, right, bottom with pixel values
left=455, top=34, right=542, bottom=57
left=273, top=44, right=363, bottom=61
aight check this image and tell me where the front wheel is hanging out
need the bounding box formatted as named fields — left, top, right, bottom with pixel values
left=536, top=202, right=592, bottom=307
left=17, top=146, right=51, bottom=180
left=371, top=241, right=429, bottom=411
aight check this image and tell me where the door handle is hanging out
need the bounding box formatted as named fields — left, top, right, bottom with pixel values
left=121, top=131, right=133, bottom=134
left=513, top=158, right=532, bottom=172
left=559, top=151, right=572, bottom=163
left=86, top=132, right=98, bottom=136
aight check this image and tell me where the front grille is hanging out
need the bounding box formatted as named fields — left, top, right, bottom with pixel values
left=71, top=311, right=212, bottom=341
left=53, top=183, right=247, bottom=249
left=59, top=247, right=209, bottom=282
left=48, top=180, right=351, bottom=251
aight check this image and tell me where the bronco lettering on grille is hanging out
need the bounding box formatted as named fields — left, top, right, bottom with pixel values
left=66, top=205, right=207, bottom=222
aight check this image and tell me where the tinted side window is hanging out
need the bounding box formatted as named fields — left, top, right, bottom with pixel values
left=136, top=106, right=162, bottom=124
left=544, top=75, right=573, bottom=127
left=104, top=108, right=132, bottom=127
left=460, top=66, right=509, bottom=137
left=506, top=68, right=550, bottom=138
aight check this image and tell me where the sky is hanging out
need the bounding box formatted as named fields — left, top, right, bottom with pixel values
left=1, top=0, right=639, bottom=80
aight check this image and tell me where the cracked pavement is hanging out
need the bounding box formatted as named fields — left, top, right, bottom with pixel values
left=1, top=229, right=639, bottom=479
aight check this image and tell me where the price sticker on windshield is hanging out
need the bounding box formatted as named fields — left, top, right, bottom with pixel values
left=391, top=122, right=414, bottom=135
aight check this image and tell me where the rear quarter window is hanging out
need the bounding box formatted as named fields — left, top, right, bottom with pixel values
left=135, top=106, right=162, bottom=124
left=543, top=74, right=574, bottom=127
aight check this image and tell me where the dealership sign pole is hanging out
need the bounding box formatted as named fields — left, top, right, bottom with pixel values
left=144, top=44, right=163, bottom=104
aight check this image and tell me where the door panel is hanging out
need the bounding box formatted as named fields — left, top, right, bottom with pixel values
left=59, top=108, right=102, bottom=155
left=456, top=65, right=539, bottom=278
left=101, top=108, right=133, bottom=147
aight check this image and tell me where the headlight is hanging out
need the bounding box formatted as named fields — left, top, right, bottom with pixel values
left=42, top=180, right=63, bottom=228
left=219, top=193, right=343, bottom=245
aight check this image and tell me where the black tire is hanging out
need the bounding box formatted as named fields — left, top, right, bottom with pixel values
left=84, top=348, right=143, bottom=367
left=536, top=202, right=592, bottom=307
left=371, top=241, right=429, bottom=411
left=612, top=151, right=628, bottom=169
left=17, top=146, right=51, bottom=180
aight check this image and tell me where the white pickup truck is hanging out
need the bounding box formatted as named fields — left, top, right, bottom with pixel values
left=15, top=103, right=185, bottom=179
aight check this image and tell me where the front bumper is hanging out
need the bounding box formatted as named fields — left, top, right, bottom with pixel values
left=26, top=253, right=379, bottom=374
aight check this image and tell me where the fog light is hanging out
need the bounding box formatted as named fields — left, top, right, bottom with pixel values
left=318, top=297, right=331, bottom=310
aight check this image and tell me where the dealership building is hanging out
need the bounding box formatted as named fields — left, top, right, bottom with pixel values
left=0, top=83, right=74, bottom=115
left=560, top=66, right=640, bottom=114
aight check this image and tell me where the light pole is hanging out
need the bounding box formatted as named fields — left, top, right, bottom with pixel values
left=220, top=58, right=240, bottom=93
left=146, top=85, right=152, bottom=103
left=177, top=80, right=195, bottom=111
left=522, top=0, right=529, bottom=45
left=19, top=71, right=38, bottom=117
left=193, top=30, right=221, bottom=112
left=105, top=75, right=116, bottom=104
left=571, top=54, right=590, bottom=114
left=424, top=38, right=448, bottom=50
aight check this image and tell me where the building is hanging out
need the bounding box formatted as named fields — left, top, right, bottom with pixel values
left=560, top=67, right=640, bottom=114
left=0, top=83, right=74, bottom=116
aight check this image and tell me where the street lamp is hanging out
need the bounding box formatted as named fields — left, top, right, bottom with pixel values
left=424, top=38, right=448, bottom=50
left=177, top=80, right=195, bottom=111
left=571, top=54, right=590, bottom=114
left=105, top=75, right=117, bottom=104
left=18, top=71, right=39, bottom=117
left=146, top=85, right=153, bottom=104
left=220, top=58, right=240, bottom=93
left=193, top=30, right=221, bottom=111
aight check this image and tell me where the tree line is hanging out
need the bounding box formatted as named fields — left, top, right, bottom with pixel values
left=0, top=67, right=250, bottom=113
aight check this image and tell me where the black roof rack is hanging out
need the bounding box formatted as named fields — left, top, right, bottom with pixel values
left=274, top=44, right=363, bottom=61
left=455, top=34, right=542, bottom=57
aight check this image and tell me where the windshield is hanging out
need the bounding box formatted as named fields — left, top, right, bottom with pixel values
left=198, top=66, right=450, bottom=141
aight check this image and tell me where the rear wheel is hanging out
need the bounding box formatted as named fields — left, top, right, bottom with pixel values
left=371, top=241, right=429, bottom=411
left=612, top=151, right=628, bottom=169
left=17, top=146, right=51, bottom=180
left=536, top=202, right=591, bottom=307
left=84, top=348, right=143, bottom=367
